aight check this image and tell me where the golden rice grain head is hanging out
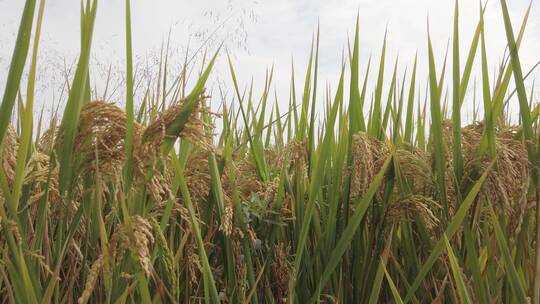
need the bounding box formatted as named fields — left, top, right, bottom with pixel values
left=272, top=243, right=290, bottom=303
left=436, top=120, right=458, bottom=212
left=184, top=149, right=211, bottom=204
left=24, top=152, right=61, bottom=205
left=132, top=146, right=173, bottom=204
left=64, top=101, right=135, bottom=178
left=38, top=118, right=58, bottom=153
left=78, top=255, right=104, bottom=304
left=140, top=96, right=213, bottom=160
left=114, top=215, right=155, bottom=275
left=232, top=240, right=247, bottom=299
left=187, top=246, right=202, bottom=287
left=178, top=205, right=193, bottom=233
left=179, top=104, right=216, bottom=152
left=262, top=176, right=280, bottom=205
left=277, top=193, right=294, bottom=222
left=264, top=146, right=284, bottom=169
left=134, top=99, right=213, bottom=203
left=222, top=158, right=264, bottom=204
left=460, top=124, right=530, bottom=234
left=140, top=104, right=182, bottom=157
left=131, top=215, right=155, bottom=275
left=440, top=122, right=489, bottom=213
left=441, top=121, right=531, bottom=231
left=350, top=132, right=388, bottom=199
left=498, top=128, right=531, bottom=234
left=394, top=147, right=434, bottom=195
left=3, top=219, right=22, bottom=245
left=386, top=195, right=440, bottom=231
left=145, top=169, right=174, bottom=204
left=219, top=204, right=234, bottom=237
left=277, top=140, right=309, bottom=185
left=1, top=125, right=17, bottom=188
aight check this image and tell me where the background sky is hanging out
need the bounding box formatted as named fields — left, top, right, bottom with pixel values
left=0, top=0, right=539, bottom=125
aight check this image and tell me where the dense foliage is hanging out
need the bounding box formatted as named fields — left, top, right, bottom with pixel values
left=0, top=0, right=539, bottom=303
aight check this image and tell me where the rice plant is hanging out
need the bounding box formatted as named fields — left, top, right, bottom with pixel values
left=1, top=0, right=540, bottom=303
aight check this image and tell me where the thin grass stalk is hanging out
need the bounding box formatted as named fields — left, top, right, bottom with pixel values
left=308, top=28, right=320, bottom=171
left=370, top=32, right=387, bottom=139
left=123, top=0, right=135, bottom=191
left=451, top=0, right=464, bottom=185
left=427, top=32, right=449, bottom=219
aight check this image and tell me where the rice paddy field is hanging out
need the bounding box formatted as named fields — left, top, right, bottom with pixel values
left=2, top=0, right=540, bottom=303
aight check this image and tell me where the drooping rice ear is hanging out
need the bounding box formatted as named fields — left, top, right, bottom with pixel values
left=1, top=125, right=18, bottom=189
left=111, top=215, right=154, bottom=276
left=350, top=132, right=388, bottom=200
left=38, top=117, right=58, bottom=154
left=72, top=101, right=131, bottom=178
left=467, top=125, right=530, bottom=235
left=183, top=149, right=211, bottom=204
left=386, top=194, right=440, bottom=232
left=437, top=120, right=458, bottom=213
left=141, top=103, right=182, bottom=156
left=440, top=121, right=488, bottom=215
left=78, top=255, right=104, bottom=304
left=132, top=95, right=218, bottom=204
left=496, top=128, right=531, bottom=235
left=264, top=146, right=283, bottom=170
left=448, top=122, right=531, bottom=235
left=141, top=95, right=211, bottom=154
left=271, top=243, right=291, bottom=301
left=219, top=204, right=234, bottom=237
left=394, top=147, right=434, bottom=195
left=222, top=158, right=264, bottom=204
left=282, top=139, right=308, bottom=170
left=24, top=152, right=61, bottom=206
left=179, top=103, right=217, bottom=152
left=57, top=100, right=141, bottom=183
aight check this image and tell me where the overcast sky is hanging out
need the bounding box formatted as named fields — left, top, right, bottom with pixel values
left=0, top=0, right=539, bottom=124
